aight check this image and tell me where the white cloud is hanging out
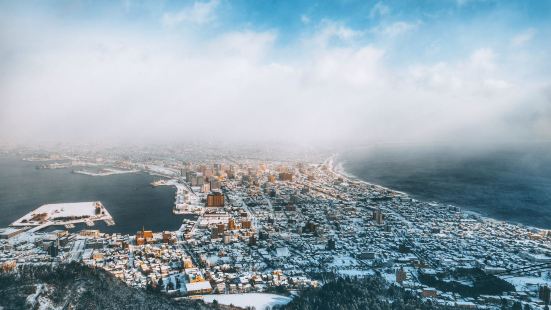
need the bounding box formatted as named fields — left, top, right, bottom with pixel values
left=211, top=30, right=276, bottom=60
left=370, top=2, right=390, bottom=19
left=309, top=20, right=363, bottom=47
left=469, top=48, right=495, bottom=68
left=373, top=21, right=419, bottom=37
left=511, top=28, right=536, bottom=47
left=0, top=15, right=547, bottom=148
left=300, top=15, right=310, bottom=25
left=161, top=0, right=219, bottom=27
left=406, top=48, right=504, bottom=93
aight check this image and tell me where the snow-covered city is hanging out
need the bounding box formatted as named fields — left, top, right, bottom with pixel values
left=2, top=147, right=551, bottom=309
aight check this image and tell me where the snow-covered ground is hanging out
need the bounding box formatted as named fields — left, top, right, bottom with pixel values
left=73, top=168, right=139, bottom=176
left=201, top=293, right=292, bottom=310
left=153, top=179, right=203, bottom=215
left=329, top=255, right=358, bottom=268
left=13, top=202, right=97, bottom=222
left=337, top=269, right=376, bottom=277
left=145, top=165, right=179, bottom=176
left=11, top=201, right=113, bottom=228
left=503, top=275, right=551, bottom=291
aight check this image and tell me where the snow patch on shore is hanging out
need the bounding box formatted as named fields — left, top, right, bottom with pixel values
left=202, top=293, right=292, bottom=310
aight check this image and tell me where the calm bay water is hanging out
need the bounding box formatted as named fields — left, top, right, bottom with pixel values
left=0, top=155, right=184, bottom=234
left=342, top=145, right=551, bottom=229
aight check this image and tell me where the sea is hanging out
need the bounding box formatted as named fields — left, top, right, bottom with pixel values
left=341, top=143, right=551, bottom=229
left=0, top=154, right=187, bottom=235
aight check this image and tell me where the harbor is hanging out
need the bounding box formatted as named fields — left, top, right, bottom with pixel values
left=0, top=155, right=185, bottom=234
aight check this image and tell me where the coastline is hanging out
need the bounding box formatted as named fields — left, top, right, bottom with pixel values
left=326, top=154, right=407, bottom=197
left=328, top=153, right=542, bottom=232
left=151, top=179, right=203, bottom=216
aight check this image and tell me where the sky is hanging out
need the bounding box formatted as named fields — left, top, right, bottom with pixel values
left=0, top=0, right=550, bottom=148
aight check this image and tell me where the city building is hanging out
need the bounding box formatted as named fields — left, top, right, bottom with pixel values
left=207, top=192, right=224, bottom=207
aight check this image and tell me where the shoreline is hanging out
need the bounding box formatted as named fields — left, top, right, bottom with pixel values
left=151, top=179, right=203, bottom=216
left=325, top=154, right=407, bottom=197
left=328, top=153, right=544, bottom=232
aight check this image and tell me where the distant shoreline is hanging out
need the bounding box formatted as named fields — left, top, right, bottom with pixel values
left=327, top=154, right=407, bottom=196
left=330, top=153, right=544, bottom=232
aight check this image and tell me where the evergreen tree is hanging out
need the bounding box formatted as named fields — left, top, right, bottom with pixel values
left=157, top=278, right=164, bottom=292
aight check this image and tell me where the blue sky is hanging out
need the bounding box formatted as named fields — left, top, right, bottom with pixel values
left=4, top=0, right=550, bottom=61
left=0, top=1, right=548, bottom=71
left=0, top=0, right=550, bottom=146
